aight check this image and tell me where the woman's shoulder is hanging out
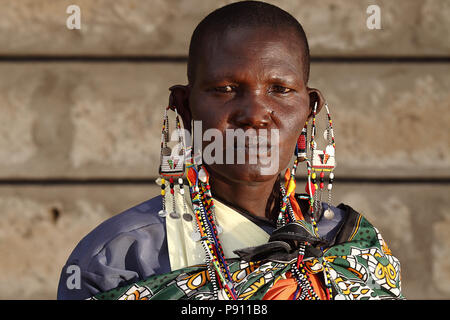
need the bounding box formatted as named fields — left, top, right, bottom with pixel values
left=293, top=193, right=382, bottom=247
left=57, top=195, right=168, bottom=299
left=74, top=195, right=165, bottom=253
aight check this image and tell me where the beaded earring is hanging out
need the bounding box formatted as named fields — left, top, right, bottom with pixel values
left=296, top=122, right=308, bottom=163
left=307, top=102, right=336, bottom=220
left=157, top=106, right=188, bottom=219
left=276, top=118, right=310, bottom=226
left=280, top=115, right=336, bottom=300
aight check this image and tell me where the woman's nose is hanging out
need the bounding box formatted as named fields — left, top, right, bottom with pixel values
left=230, top=92, right=272, bottom=129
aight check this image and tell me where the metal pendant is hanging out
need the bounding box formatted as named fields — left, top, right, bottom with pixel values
left=158, top=210, right=167, bottom=217
left=169, top=211, right=180, bottom=219
left=191, top=230, right=201, bottom=242
left=161, top=147, right=172, bottom=156
left=324, top=208, right=335, bottom=220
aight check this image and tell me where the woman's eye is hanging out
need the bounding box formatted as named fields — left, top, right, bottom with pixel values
left=214, top=85, right=235, bottom=93
left=271, top=85, right=292, bottom=94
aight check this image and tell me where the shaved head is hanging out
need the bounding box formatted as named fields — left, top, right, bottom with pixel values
left=187, top=1, right=310, bottom=84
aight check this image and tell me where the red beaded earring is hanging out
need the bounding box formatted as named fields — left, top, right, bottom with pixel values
left=296, top=122, right=308, bottom=163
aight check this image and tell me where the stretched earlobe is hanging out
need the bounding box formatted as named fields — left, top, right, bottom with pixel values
left=306, top=88, right=325, bottom=118
left=168, top=85, right=192, bottom=132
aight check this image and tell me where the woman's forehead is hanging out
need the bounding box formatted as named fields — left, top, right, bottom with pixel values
left=195, top=26, right=306, bottom=82
left=198, top=62, right=302, bottom=86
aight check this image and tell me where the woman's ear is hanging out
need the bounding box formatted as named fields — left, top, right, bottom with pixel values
left=306, top=88, right=326, bottom=118
left=168, top=85, right=192, bottom=132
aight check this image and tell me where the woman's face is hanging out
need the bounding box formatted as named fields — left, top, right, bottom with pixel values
left=188, top=26, right=312, bottom=185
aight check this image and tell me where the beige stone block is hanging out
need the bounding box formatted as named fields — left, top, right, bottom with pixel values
left=432, top=209, right=450, bottom=297
left=0, top=184, right=157, bottom=299
left=417, top=0, right=450, bottom=54
left=0, top=0, right=449, bottom=56
left=0, top=62, right=185, bottom=179
left=68, top=64, right=183, bottom=170
left=0, top=62, right=448, bottom=179
left=277, top=0, right=426, bottom=56
left=0, top=0, right=225, bottom=56
left=309, top=63, right=450, bottom=178
left=0, top=76, right=37, bottom=165
left=332, top=183, right=450, bottom=299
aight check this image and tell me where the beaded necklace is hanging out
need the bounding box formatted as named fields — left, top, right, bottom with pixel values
left=185, top=162, right=333, bottom=300
left=186, top=165, right=237, bottom=300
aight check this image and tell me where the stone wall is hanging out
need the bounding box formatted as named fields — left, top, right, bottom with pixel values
left=0, top=0, right=448, bottom=299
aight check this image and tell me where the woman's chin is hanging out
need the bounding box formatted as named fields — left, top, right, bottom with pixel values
left=206, top=163, right=280, bottom=184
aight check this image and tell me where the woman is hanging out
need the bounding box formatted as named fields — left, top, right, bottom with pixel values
left=57, top=1, right=404, bottom=300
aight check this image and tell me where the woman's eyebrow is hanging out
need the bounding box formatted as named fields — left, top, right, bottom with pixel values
left=200, top=69, right=301, bottom=85
left=197, top=73, right=242, bottom=88
left=267, top=74, right=300, bottom=85
left=202, top=69, right=240, bottom=82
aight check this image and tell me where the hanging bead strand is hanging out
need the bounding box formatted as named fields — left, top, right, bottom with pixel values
left=158, top=108, right=170, bottom=218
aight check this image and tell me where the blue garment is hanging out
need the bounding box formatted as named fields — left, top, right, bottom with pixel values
left=57, top=195, right=346, bottom=300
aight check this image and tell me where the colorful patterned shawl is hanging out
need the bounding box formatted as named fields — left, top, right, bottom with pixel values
left=88, top=203, right=404, bottom=300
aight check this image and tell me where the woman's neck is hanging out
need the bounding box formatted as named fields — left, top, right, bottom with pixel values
left=208, top=170, right=281, bottom=221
